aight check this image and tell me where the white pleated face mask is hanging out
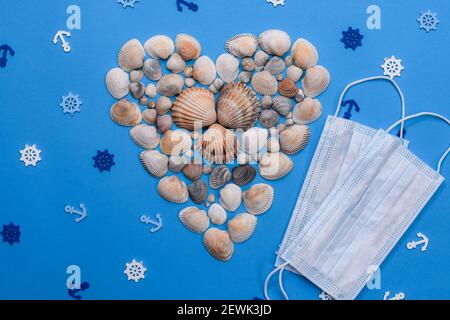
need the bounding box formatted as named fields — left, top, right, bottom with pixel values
left=267, top=112, right=449, bottom=300
left=276, top=76, right=407, bottom=272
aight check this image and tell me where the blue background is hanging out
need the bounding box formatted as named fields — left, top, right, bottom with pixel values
left=0, top=0, right=449, bottom=300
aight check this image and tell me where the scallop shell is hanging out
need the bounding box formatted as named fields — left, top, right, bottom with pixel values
left=142, top=109, right=157, bottom=124
left=118, top=39, right=144, bottom=72
left=209, top=165, right=231, bottom=189
left=197, top=124, right=239, bottom=164
left=110, top=99, right=142, bottom=126
left=179, top=206, right=209, bottom=233
left=166, top=53, right=186, bottom=74
left=158, top=176, right=189, bottom=204
left=302, top=65, right=330, bottom=98
left=232, top=165, right=256, bottom=186
left=225, top=33, right=258, bottom=58
left=216, top=54, right=239, bottom=83
left=265, top=57, right=286, bottom=75
left=243, top=183, right=274, bottom=215
left=279, top=124, right=310, bottom=155
left=254, top=50, right=270, bottom=67
left=156, top=96, right=173, bottom=115
left=293, top=97, right=323, bottom=124
left=203, top=228, right=234, bottom=261
left=219, top=184, right=242, bottom=212
left=183, top=163, right=203, bottom=181
left=227, top=213, right=257, bottom=243
left=157, top=74, right=184, bottom=97
left=272, top=96, right=293, bottom=116
left=251, top=71, right=278, bottom=96
left=258, top=30, right=291, bottom=57
left=168, top=155, right=187, bottom=173
left=188, top=180, right=208, bottom=204
left=143, top=59, right=162, bottom=81
left=217, top=82, right=260, bottom=131
left=160, top=129, right=192, bottom=156
left=175, top=33, right=202, bottom=61
left=208, top=203, right=227, bottom=225
left=106, top=68, right=130, bottom=99
left=259, top=152, right=293, bottom=180
left=193, top=56, right=216, bottom=86
left=157, top=114, right=173, bottom=133
left=241, top=127, right=268, bottom=156
left=144, top=35, right=174, bottom=60
left=287, top=65, right=303, bottom=83
left=278, top=78, right=298, bottom=98
left=172, top=88, right=217, bottom=130
left=291, top=38, right=319, bottom=69
left=130, top=124, right=160, bottom=149
left=259, top=109, right=280, bottom=128
left=140, top=150, right=168, bottom=178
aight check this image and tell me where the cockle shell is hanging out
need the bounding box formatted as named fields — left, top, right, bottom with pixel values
left=227, top=213, right=257, bottom=243
left=291, top=38, right=319, bottom=69
left=157, top=74, right=184, bottom=97
left=279, top=124, right=310, bottom=155
left=168, top=155, right=187, bottom=173
left=179, top=206, right=209, bottom=233
left=197, top=124, right=239, bottom=164
left=259, top=109, right=280, bottom=128
left=239, top=71, right=252, bottom=84
left=106, top=68, right=130, bottom=99
left=243, top=183, right=274, bottom=215
left=156, top=96, right=173, bottom=115
left=110, top=99, right=142, bottom=126
left=217, top=82, right=260, bottom=131
left=203, top=228, right=234, bottom=261
left=145, top=83, right=157, bottom=98
left=142, top=109, right=157, bottom=124
left=272, top=96, right=293, bottom=116
left=241, top=127, right=268, bottom=156
left=140, top=150, right=168, bottom=178
left=251, top=71, right=278, bottom=96
left=166, top=53, right=186, bottom=74
left=130, top=124, right=160, bottom=149
left=259, top=152, right=293, bottom=180
left=208, top=203, right=227, bottom=225
left=118, top=39, right=145, bottom=72
left=242, top=58, right=256, bottom=72
left=172, top=88, right=217, bottom=130
left=265, top=57, right=286, bottom=75
left=143, top=58, right=162, bottom=81
left=158, top=176, right=189, bottom=204
left=293, top=97, right=323, bottom=124
left=261, top=95, right=273, bottom=109
left=287, top=65, right=304, bottom=83
left=183, top=163, right=203, bottom=181
left=175, top=33, right=202, bottom=61
left=302, top=65, right=330, bottom=98
left=278, top=78, right=298, bottom=98
left=188, top=180, right=208, bottom=204
left=225, top=33, right=258, bottom=58
left=157, top=114, right=173, bottom=133
left=130, top=70, right=144, bottom=83
left=232, top=165, right=256, bottom=186
left=193, top=56, right=216, bottom=86
left=219, top=183, right=242, bottom=212
left=254, top=50, right=270, bottom=67
left=144, top=35, right=174, bottom=60
left=216, top=54, right=240, bottom=83
left=258, top=30, right=291, bottom=57
left=160, top=129, right=192, bottom=156
left=209, top=165, right=231, bottom=189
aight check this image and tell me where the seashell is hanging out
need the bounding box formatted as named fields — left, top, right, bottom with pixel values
left=188, top=180, right=208, bottom=204
left=243, top=183, right=274, bottom=215
left=184, top=66, right=194, bottom=78
left=142, top=109, right=157, bottom=124
left=254, top=50, right=270, bottom=67
left=156, top=114, right=173, bottom=133
left=172, top=88, right=217, bottom=130
left=261, top=95, right=273, bottom=109
left=293, top=97, right=322, bottom=125
left=216, top=54, right=239, bottom=83
left=285, top=55, right=294, bottom=66
left=166, top=53, right=186, bottom=74
left=130, top=124, right=160, bottom=149
left=148, top=101, right=156, bottom=109
left=193, top=56, right=216, bottom=86
left=139, top=97, right=148, bottom=106
left=277, top=123, right=287, bottom=132
left=302, top=65, right=330, bottom=98
left=239, top=71, right=251, bottom=84
left=241, top=127, right=268, bottom=156
left=140, top=150, right=168, bottom=178
left=203, top=165, right=214, bottom=175
left=219, top=184, right=242, bottom=212
left=130, top=70, right=144, bottom=83
left=143, top=58, right=162, bottom=81
left=278, top=78, right=298, bottom=98
left=129, top=82, right=145, bottom=99
left=203, top=228, right=234, bottom=261
left=291, top=38, right=319, bottom=69
left=295, top=89, right=305, bottom=103
left=156, top=96, right=173, bottom=115
left=145, top=83, right=157, bottom=98
left=157, top=74, right=184, bottom=97
left=225, top=33, right=258, bottom=58
left=231, top=165, right=256, bottom=186
left=118, top=39, right=145, bottom=72
left=106, top=68, right=130, bottom=99
left=197, top=124, right=239, bottom=164
left=144, top=35, right=174, bottom=60
left=158, top=176, right=189, bottom=204
left=287, top=65, right=303, bottom=83
left=208, top=194, right=216, bottom=202
left=286, top=119, right=294, bottom=126
left=265, top=57, right=286, bottom=75
left=185, top=78, right=195, bottom=87
left=175, top=33, right=202, bottom=61
left=267, top=137, right=280, bottom=153
left=179, top=206, right=209, bottom=233
left=217, top=82, right=260, bottom=131
left=213, top=78, right=224, bottom=90
left=183, top=163, right=203, bottom=181
left=276, top=74, right=284, bottom=81
left=209, top=165, right=231, bottom=189
left=272, top=96, right=293, bottom=116
left=251, top=71, right=278, bottom=96
left=259, top=109, right=280, bottom=128
left=208, top=203, right=227, bottom=225
left=259, top=152, right=293, bottom=180
left=279, top=124, right=310, bottom=155
left=168, top=155, right=187, bottom=173
left=242, top=58, right=255, bottom=72
left=160, top=129, right=192, bottom=156
left=209, top=84, right=218, bottom=95
left=110, top=99, right=142, bottom=126
left=258, top=30, right=291, bottom=57
left=227, top=213, right=257, bottom=243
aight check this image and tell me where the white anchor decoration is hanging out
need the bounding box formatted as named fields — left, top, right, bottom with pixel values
left=383, top=291, right=405, bottom=300
left=407, top=232, right=429, bottom=252
left=140, top=214, right=163, bottom=233
left=65, top=203, right=88, bottom=223
left=53, top=30, right=72, bottom=53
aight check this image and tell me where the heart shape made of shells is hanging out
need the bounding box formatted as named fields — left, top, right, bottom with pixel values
left=105, top=30, right=330, bottom=262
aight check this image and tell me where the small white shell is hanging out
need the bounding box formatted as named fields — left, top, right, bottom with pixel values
left=140, top=150, right=168, bottom=178
left=225, top=33, right=258, bottom=58
left=287, top=65, right=304, bottom=83
left=144, top=35, right=174, bottom=60
left=143, top=59, right=163, bottom=81
left=157, top=74, right=184, bottom=97
left=279, top=124, right=310, bottom=155
left=254, top=50, right=270, bottom=67
left=293, top=97, right=323, bottom=124
left=291, top=38, right=319, bottom=69
left=106, top=68, right=130, bottom=99
left=216, top=54, right=240, bottom=83
left=243, top=183, right=274, bottom=215
left=259, top=152, right=293, bottom=180
left=265, top=57, right=286, bottom=75
left=302, top=65, right=330, bottom=98
left=118, top=39, right=145, bottom=72
left=130, top=124, right=160, bottom=149
left=166, top=53, right=186, bottom=74
left=193, top=56, right=216, bottom=86
left=145, top=83, right=157, bottom=98
left=142, top=109, right=157, bottom=124
left=179, top=206, right=210, bottom=233
left=203, top=228, right=234, bottom=261
left=227, top=213, right=257, bottom=243
left=158, top=176, right=189, bottom=203
left=251, top=71, right=278, bottom=96
left=208, top=203, right=227, bottom=225
left=258, top=30, right=291, bottom=57
left=219, top=184, right=242, bottom=212
left=175, top=33, right=202, bottom=61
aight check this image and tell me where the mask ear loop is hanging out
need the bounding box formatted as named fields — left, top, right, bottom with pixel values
left=264, top=262, right=289, bottom=300
left=335, top=76, right=406, bottom=140
left=386, top=112, right=450, bottom=173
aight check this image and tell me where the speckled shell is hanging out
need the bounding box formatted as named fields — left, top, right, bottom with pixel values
left=251, top=71, right=278, bottom=96
left=293, top=97, right=323, bottom=124
left=179, top=206, right=209, bottom=233
left=183, top=163, right=203, bottom=181
left=175, top=33, right=202, bottom=61
left=208, top=203, right=227, bottom=226
left=188, top=180, right=209, bottom=204
left=130, top=124, right=160, bottom=149
left=302, top=65, right=330, bottom=98
left=258, top=30, right=291, bottom=57
left=118, top=39, right=145, bottom=71
left=193, top=56, right=216, bottom=86
left=231, top=165, right=256, bottom=186
left=158, top=176, right=189, bottom=204
left=219, top=183, right=242, bottom=212
left=160, top=129, right=192, bottom=156
left=216, top=54, right=240, bottom=83
left=259, top=109, right=280, bottom=128
left=225, top=33, right=258, bottom=58
left=140, top=150, right=168, bottom=178
left=209, top=165, right=232, bottom=189
left=272, top=96, right=293, bottom=116
left=166, top=53, right=186, bottom=74
left=197, top=124, right=239, bottom=164
left=259, top=152, right=293, bottom=180
left=144, top=35, right=174, bottom=60
left=110, top=99, right=142, bottom=126
left=106, top=68, right=131, bottom=99
left=278, top=78, right=298, bottom=98
left=157, top=74, right=184, bottom=97
left=291, top=38, right=319, bottom=69
left=279, top=124, right=310, bottom=155
left=227, top=213, right=257, bottom=243
left=143, top=59, right=163, bottom=81
left=203, top=228, right=234, bottom=261
left=243, top=183, right=274, bottom=215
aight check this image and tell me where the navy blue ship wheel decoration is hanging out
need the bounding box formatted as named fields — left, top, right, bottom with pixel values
left=342, top=99, right=360, bottom=120
left=341, top=27, right=363, bottom=50
left=93, top=150, right=115, bottom=172
left=1, top=223, right=21, bottom=245
left=0, top=44, right=15, bottom=68
left=176, top=0, right=198, bottom=12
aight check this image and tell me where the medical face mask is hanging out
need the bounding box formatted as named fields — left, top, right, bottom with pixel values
left=268, top=112, right=449, bottom=300
left=276, top=76, right=406, bottom=272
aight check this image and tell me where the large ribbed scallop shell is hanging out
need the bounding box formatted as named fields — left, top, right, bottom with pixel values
left=144, top=35, right=174, bottom=60
left=209, top=165, right=232, bottom=189
left=291, top=38, right=319, bottom=69
left=130, top=124, right=160, bottom=149
left=172, top=88, right=217, bottom=130
left=118, top=39, right=145, bottom=72
left=203, top=228, right=234, bottom=261
left=179, top=206, right=209, bottom=233
left=175, top=33, right=202, bottom=61
left=106, top=68, right=130, bottom=99
left=279, top=124, right=310, bottom=155
left=208, top=203, right=227, bottom=225
left=197, top=124, right=239, bottom=164
left=193, top=56, right=216, bottom=86
left=219, top=183, right=242, bottom=212
left=258, top=30, right=291, bottom=57
left=259, top=152, right=293, bottom=180
left=251, top=71, right=278, bottom=96
left=293, top=97, right=322, bottom=124
left=232, top=165, right=256, bottom=186
left=188, top=180, right=208, bottom=204
left=110, top=99, right=142, bottom=126
left=302, top=65, right=330, bottom=98
left=160, top=129, right=192, bottom=156
left=227, top=213, right=257, bottom=243
left=158, top=176, right=189, bottom=204
left=225, top=33, right=258, bottom=58
left=217, top=82, right=260, bottom=131
left=216, top=54, right=240, bottom=83
left=140, top=150, right=168, bottom=178
left=243, top=183, right=274, bottom=215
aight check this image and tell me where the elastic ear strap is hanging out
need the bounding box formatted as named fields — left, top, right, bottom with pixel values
left=264, top=262, right=289, bottom=300
left=335, top=76, right=406, bottom=139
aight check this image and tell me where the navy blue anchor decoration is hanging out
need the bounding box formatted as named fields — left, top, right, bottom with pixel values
left=176, top=0, right=198, bottom=12
left=0, top=44, right=15, bottom=68
left=68, top=282, right=90, bottom=300
left=342, top=99, right=360, bottom=120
